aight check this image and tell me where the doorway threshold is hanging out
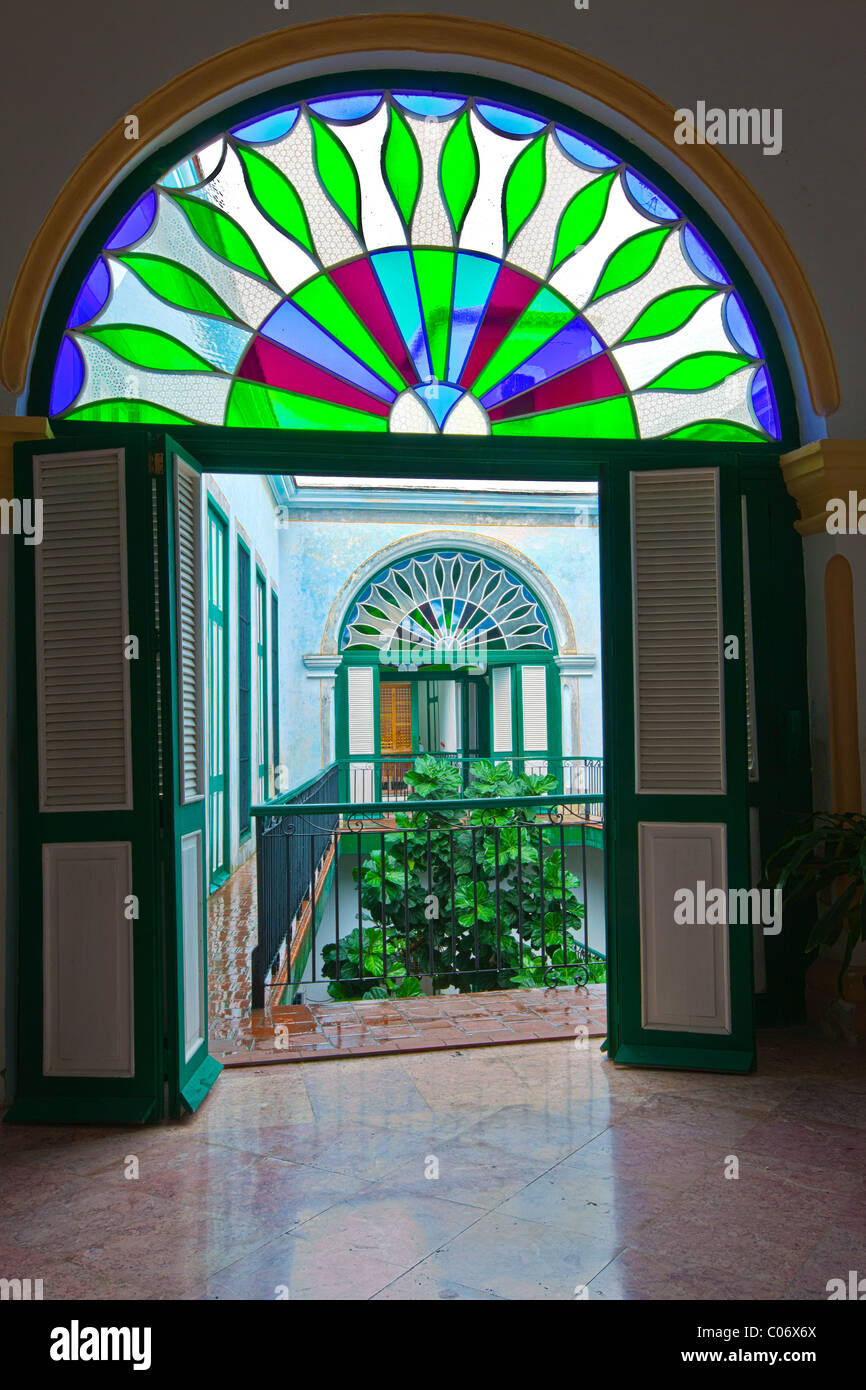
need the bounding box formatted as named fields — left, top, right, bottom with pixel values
left=211, top=983, right=607, bottom=1067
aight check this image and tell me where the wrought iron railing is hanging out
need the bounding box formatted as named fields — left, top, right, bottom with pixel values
left=252, top=786, right=604, bottom=1005
left=251, top=762, right=339, bottom=1007
left=340, top=753, right=604, bottom=817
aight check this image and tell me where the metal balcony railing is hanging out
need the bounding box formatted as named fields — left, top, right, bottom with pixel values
left=251, top=756, right=604, bottom=1008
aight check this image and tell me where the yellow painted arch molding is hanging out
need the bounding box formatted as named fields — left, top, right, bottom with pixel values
left=0, top=14, right=840, bottom=415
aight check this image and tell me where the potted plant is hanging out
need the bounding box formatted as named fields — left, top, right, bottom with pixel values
left=763, top=812, right=866, bottom=1041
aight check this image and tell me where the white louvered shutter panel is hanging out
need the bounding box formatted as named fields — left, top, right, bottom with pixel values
left=347, top=666, right=375, bottom=800
left=632, top=469, right=725, bottom=794
left=175, top=459, right=204, bottom=802
left=521, top=665, right=548, bottom=776
left=491, top=667, right=512, bottom=754
left=35, top=451, right=132, bottom=812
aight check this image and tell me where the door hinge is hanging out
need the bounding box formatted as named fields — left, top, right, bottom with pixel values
left=148, top=450, right=165, bottom=476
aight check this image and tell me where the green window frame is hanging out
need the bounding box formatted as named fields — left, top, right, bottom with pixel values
left=206, top=499, right=230, bottom=890
left=255, top=567, right=268, bottom=802
left=237, top=536, right=252, bottom=840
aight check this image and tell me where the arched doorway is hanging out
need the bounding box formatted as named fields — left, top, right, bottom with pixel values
left=4, top=39, right=819, bottom=1120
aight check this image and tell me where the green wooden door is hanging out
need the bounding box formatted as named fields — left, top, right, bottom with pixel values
left=206, top=500, right=230, bottom=889
left=8, top=437, right=165, bottom=1123
left=603, top=458, right=754, bottom=1072
left=159, top=436, right=221, bottom=1114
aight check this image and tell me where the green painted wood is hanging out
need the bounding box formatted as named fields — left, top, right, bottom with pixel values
left=161, top=434, right=223, bottom=1117
left=9, top=436, right=164, bottom=1125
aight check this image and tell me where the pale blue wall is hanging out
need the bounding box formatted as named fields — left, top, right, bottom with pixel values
left=277, top=510, right=602, bottom=789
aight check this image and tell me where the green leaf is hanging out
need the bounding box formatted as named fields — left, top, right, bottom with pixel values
left=119, top=254, right=236, bottom=320
left=504, top=134, right=547, bottom=245
left=645, top=352, right=748, bottom=391
left=383, top=105, right=422, bottom=228
left=551, top=171, right=615, bottom=270
left=440, top=111, right=479, bottom=238
left=84, top=325, right=215, bottom=373
left=170, top=193, right=270, bottom=279
left=310, top=114, right=361, bottom=232
left=590, top=226, right=671, bottom=302
left=621, top=286, right=719, bottom=343
left=236, top=146, right=315, bottom=255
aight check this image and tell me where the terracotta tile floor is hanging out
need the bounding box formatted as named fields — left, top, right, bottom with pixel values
left=206, top=852, right=608, bottom=1066
left=3, top=1029, right=865, bottom=1300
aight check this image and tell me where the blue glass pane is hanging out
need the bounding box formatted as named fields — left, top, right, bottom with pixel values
left=231, top=108, right=300, bottom=143
left=555, top=128, right=619, bottom=169
left=750, top=365, right=779, bottom=438
left=414, top=382, right=463, bottom=428
left=370, top=249, right=431, bottom=380
left=261, top=300, right=397, bottom=402
left=476, top=102, right=545, bottom=137
left=68, top=258, right=110, bottom=328
left=624, top=170, right=679, bottom=222
left=683, top=226, right=727, bottom=285
left=724, top=292, right=759, bottom=357
left=158, top=158, right=201, bottom=190
left=480, top=318, right=604, bottom=408
left=50, top=336, right=84, bottom=414
left=105, top=191, right=157, bottom=251
left=392, top=93, right=465, bottom=118
left=308, top=95, right=382, bottom=121
left=447, top=253, right=499, bottom=382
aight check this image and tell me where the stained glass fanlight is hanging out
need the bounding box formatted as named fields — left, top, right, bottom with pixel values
left=340, top=550, right=554, bottom=654
left=49, top=89, right=780, bottom=442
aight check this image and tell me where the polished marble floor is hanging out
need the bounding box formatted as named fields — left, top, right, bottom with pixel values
left=2, top=1029, right=865, bottom=1300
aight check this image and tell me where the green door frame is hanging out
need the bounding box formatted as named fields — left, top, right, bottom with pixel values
left=206, top=497, right=230, bottom=892
left=10, top=422, right=810, bottom=1122
left=255, top=565, right=268, bottom=803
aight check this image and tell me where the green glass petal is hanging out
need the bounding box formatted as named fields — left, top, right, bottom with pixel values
left=310, top=114, right=361, bottom=232
left=63, top=400, right=196, bottom=425
left=236, top=146, right=315, bottom=255
left=645, top=352, right=747, bottom=391
left=413, top=249, right=455, bottom=382
left=664, top=419, right=769, bottom=442
left=383, top=105, right=422, bottom=228
left=440, top=112, right=479, bottom=238
left=171, top=193, right=270, bottom=279
left=491, top=396, right=636, bottom=438
left=551, top=172, right=616, bottom=271
left=84, top=325, right=216, bottom=373
left=118, top=254, right=236, bottom=320
left=226, top=379, right=387, bottom=431
left=471, top=286, right=575, bottom=397
left=590, top=226, right=672, bottom=302
left=504, top=134, right=547, bottom=245
left=620, top=286, right=719, bottom=343
left=292, top=275, right=405, bottom=393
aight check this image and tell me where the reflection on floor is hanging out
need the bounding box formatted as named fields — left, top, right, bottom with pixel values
left=206, top=853, right=607, bottom=1067
left=3, top=1031, right=865, bottom=1300
left=218, top=987, right=608, bottom=1066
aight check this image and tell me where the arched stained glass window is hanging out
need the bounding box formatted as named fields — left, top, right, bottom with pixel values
left=50, top=89, right=780, bottom=442
left=340, top=550, right=554, bottom=654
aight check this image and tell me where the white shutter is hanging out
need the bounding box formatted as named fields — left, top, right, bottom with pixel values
left=347, top=666, right=374, bottom=798
left=491, top=667, right=512, bottom=754
left=175, top=457, right=204, bottom=803
left=521, top=665, right=548, bottom=776
left=632, top=469, right=725, bottom=794
left=34, top=450, right=132, bottom=812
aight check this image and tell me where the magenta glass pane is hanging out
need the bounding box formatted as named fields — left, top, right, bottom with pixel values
left=481, top=318, right=603, bottom=408
left=487, top=353, right=624, bottom=421
left=260, top=299, right=396, bottom=402
left=459, top=266, right=539, bottom=388
left=330, top=259, right=415, bottom=385
left=239, top=336, right=391, bottom=417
